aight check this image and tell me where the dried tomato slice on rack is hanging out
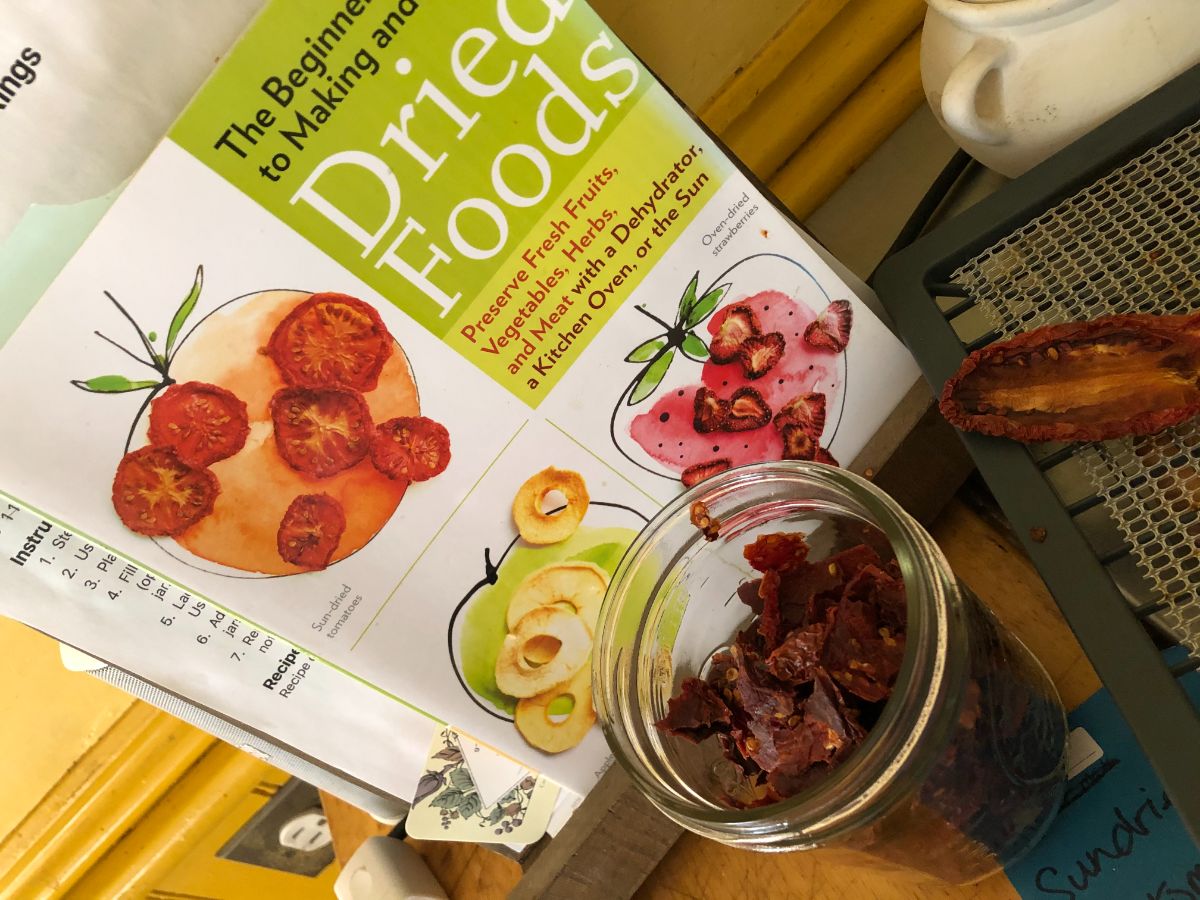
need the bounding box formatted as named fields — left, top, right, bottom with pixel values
left=111, top=446, right=218, bottom=536
left=277, top=493, right=347, bottom=570
left=940, top=312, right=1200, bottom=442
left=270, top=387, right=373, bottom=478
left=266, top=293, right=394, bottom=391
left=370, top=416, right=451, bottom=483
left=147, top=381, right=249, bottom=467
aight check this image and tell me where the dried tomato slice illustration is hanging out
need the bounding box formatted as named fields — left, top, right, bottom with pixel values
left=940, top=312, right=1200, bottom=443
left=148, top=381, right=249, bottom=467
left=277, top=493, right=347, bottom=570
left=270, top=387, right=372, bottom=478
left=370, top=416, right=451, bottom=482
left=266, top=293, right=394, bottom=391
left=111, top=446, right=218, bottom=536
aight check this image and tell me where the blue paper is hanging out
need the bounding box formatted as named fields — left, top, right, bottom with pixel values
left=1006, top=654, right=1200, bottom=900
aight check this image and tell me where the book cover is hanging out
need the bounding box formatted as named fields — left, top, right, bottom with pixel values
left=0, top=0, right=920, bottom=793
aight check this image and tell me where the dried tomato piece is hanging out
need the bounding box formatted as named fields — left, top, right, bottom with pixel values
left=112, top=446, right=218, bottom=536
left=728, top=644, right=795, bottom=725
left=844, top=564, right=907, bottom=632
left=744, top=532, right=810, bottom=573
left=774, top=392, right=826, bottom=438
left=823, top=593, right=906, bottom=703
left=690, top=500, right=721, bottom=541
left=148, top=381, right=249, bottom=467
left=804, top=300, right=853, bottom=353
left=940, top=312, right=1200, bottom=443
left=682, top=458, right=732, bottom=488
left=725, top=387, right=771, bottom=431
left=738, top=332, right=786, bottom=379
left=277, top=493, right=346, bottom=570
left=693, top=387, right=729, bottom=433
left=758, top=570, right=783, bottom=650
left=270, top=387, right=372, bottom=478
left=766, top=623, right=829, bottom=684
left=805, top=670, right=866, bottom=757
left=710, top=305, right=762, bottom=363
left=371, top=416, right=451, bottom=483
left=655, top=678, right=732, bottom=743
left=266, top=293, right=393, bottom=391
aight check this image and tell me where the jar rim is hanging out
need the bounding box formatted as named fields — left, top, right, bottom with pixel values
left=593, top=461, right=969, bottom=845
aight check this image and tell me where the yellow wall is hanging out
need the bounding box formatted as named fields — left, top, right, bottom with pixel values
left=0, top=619, right=132, bottom=841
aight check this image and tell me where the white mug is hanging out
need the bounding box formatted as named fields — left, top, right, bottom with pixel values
left=922, top=0, right=1200, bottom=177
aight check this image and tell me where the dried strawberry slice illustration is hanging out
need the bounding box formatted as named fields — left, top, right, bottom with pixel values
left=738, top=332, right=786, bottom=379
left=112, top=446, right=218, bottom=537
left=803, top=300, right=853, bottom=353
left=709, top=305, right=762, bottom=363
left=725, top=387, right=772, bottom=431
left=774, top=392, right=826, bottom=439
left=148, top=381, right=250, bottom=467
left=814, top=446, right=839, bottom=467
left=693, top=387, right=730, bottom=433
left=371, top=416, right=452, bottom=482
left=277, top=493, right=346, bottom=570
left=270, top=387, right=373, bottom=478
left=780, top=425, right=817, bottom=461
left=681, top=458, right=732, bottom=488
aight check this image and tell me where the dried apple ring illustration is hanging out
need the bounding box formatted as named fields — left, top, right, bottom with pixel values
left=75, top=266, right=451, bottom=576
left=495, top=606, right=591, bottom=698
left=504, top=562, right=610, bottom=634
left=512, top=467, right=590, bottom=545
left=515, top=666, right=597, bottom=754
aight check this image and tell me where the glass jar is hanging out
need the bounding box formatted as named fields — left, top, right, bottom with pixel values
left=593, top=462, right=1066, bottom=884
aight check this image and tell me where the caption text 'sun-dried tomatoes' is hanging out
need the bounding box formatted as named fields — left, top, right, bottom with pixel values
left=277, top=493, right=347, bottom=570
left=266, top=293, right=394, bottom=392
left=147, top=381, right=249, bottom=467
left=111, top=446, right=219, bottom=536
left=370, top=416, right=451, bottom=483
left=270, top=386, right=373, bottom=478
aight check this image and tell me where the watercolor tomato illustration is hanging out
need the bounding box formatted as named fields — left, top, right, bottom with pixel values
left=609, top=254, right=852, bottom=486
left=75, top=267, right=451, bottom=576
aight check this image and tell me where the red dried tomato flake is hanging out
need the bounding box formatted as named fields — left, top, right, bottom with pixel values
left=148, top=381, right=249, bottom=467
left=744, top=532, right=810, bottom=573
left=370, top=416, right=451, bottom=483
left=112, top=446, right=218, bottom=537
left=277, top=493, right=346, bottom=570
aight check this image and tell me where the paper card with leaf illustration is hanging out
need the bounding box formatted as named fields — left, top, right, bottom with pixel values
left=406, top=727, right=559, bottom=844
left=0, top=0, right=921, bottom=798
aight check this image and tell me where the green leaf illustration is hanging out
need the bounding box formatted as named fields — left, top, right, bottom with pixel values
left=627, top=349, right=673, bottom=406
left=71, top=376, right=161, bottom=394
left=431, top=788, right=464, bottom=810
left=449, top=767, right=475, bottom=792
left=484, top=805, right=506, bottom=826
left=625, top=337, right=666, bottom=363
left=165, top=265, right=204, bottom=358
left=457, top=792, right=482, bottom=820
left=684, top=283, right=730, bottom=329
left=681, top=332, right=710, bottom=362
left=675, top=272, right=700, bottom=323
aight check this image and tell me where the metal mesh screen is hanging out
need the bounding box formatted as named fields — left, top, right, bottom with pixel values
left=948, top=119, right=1200, bottom=658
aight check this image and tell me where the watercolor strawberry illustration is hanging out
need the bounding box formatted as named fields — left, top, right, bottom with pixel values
left=609, top=254, right=853, bottom=487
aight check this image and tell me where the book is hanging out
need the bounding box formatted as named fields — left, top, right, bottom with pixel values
left=0, top=0, right=919, bottom=795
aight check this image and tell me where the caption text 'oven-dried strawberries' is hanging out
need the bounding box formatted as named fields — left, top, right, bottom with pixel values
left=941, top=312, right=1200, bottom=443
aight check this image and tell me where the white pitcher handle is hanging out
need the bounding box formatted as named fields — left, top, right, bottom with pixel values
left=941, top=37, right=1010, bottom=146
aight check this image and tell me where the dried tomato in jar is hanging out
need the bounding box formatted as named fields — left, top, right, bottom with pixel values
left=594, top=463, right=1066, bottom=885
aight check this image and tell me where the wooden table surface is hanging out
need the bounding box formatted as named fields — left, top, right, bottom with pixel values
left=322, top=495, right=1102, bottom=899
